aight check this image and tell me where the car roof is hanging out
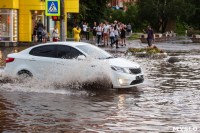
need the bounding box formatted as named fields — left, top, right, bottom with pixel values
left=19, top=42, right=90, bottom=54
left=39, top=42, right=89, bottom=47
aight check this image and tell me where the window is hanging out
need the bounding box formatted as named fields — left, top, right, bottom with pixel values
left=57, top=45, right=83, bottom=59
left=76, top=45, right=113, bottom=59
left=0, top=9, right=18, bottom=42
left=70, top=47, right=83, bottom=59
left=57, top=45, right=71, bottom=59
left=29, top=45, right=56, bottom=58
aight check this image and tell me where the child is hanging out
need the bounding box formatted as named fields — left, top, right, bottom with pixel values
left=42, top=26, right=48, bottom=43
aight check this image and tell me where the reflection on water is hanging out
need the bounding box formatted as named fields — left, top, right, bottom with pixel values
left=0, top=45, right=200, bottom=132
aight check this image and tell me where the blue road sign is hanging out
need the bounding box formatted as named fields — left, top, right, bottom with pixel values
left=45, top=0, right=60, bottom=16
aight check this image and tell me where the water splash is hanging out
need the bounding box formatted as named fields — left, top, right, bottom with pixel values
left=0, top=59, right=113, bottom=94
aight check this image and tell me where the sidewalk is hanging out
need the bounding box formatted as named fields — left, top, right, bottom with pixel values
left=3, top=36, right=200, bottom=54
left=81, top=37, right=200, bottom=53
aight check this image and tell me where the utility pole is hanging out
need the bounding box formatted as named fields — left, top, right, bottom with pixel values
left=60, top=0, right=66, bottom=41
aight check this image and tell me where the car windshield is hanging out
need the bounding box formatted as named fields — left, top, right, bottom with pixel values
left=76, top=45, right=114, bottom=59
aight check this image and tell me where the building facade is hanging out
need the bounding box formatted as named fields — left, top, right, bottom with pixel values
left=109, top=0, right=136, bottom=10
left=0, top=0, right=79, bottom=44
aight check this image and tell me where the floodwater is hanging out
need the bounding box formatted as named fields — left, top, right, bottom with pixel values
left=0, top=39, right=200, bottom=132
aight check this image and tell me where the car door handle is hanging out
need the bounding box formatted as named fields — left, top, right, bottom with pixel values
left=90, top=65, right=96, bottom=67
left=57, top=63, right=64, bottom=65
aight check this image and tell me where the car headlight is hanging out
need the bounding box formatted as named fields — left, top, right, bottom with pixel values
left=111, top=66, right=131, bottom=74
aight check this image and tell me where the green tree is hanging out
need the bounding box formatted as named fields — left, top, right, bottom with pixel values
left=78, top=0, right=109, bottom=25
left=124, top=4, right=145, bottom=31
left=184, top=0, right=200, bottom=29
left=110, top=9, right=125, bottom=23
left=136, top=0, right=195, bottom=33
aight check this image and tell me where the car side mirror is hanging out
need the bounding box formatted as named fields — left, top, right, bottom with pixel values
left=77, top=55, right=86, bottom=60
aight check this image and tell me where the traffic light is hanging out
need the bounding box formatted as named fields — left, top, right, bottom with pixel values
left=52, top=16, right=60, bottom=21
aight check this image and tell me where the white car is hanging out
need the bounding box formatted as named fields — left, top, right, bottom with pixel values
left=5, top=42, right=144, bottom=88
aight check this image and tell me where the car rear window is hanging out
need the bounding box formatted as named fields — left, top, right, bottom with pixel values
left=29, top=45, right=56, bottom=58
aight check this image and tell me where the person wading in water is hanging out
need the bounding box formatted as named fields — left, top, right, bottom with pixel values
left=143, top=26, right=155, bottom=47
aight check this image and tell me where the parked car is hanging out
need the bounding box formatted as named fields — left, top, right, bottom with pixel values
left=5, top=42, right=144, bottom=88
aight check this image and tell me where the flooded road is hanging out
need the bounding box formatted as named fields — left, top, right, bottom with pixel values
left=0, top=40, right=200, bottom=132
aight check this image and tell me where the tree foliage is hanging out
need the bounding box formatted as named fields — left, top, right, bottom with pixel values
left=69, top=0, right=200, bottom=33
left=184, top=0, right=200, bottom=29
left=78, top=0, right=109, bottom=25
left=136, top=0, right=195, bottom=33
left=110, top=9, right=125, bottom=23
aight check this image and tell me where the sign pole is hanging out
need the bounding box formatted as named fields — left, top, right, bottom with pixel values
left=60, top=0, right=66, bottom=41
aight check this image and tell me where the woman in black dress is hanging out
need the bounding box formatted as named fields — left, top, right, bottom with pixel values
left=120, top=24, right=126, bottom=46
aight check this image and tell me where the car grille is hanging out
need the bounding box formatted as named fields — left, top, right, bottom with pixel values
left=130, top=78, right=144, bottom=85
left=129, top=68, right=141, bottom=74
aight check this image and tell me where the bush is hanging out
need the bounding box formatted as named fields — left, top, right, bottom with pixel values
left=127, top=46, right=165, bottom=55
left=128, top=34, right=141, bottom=40
left=176, top=19, right=194, bottom=36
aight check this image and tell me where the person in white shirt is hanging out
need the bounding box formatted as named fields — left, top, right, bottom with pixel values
left=103, top=22, right=110, bottom=46
left=96, top=23, right=103, bottom=45
left=110, top=26, right=115, bottom=47
left=83, top=22, right=87, bottom=39
left=110, top=20, right=119, bottom=48
left=127, top=23, right=132, bottom=36
left=52, top=25, right=59, bottom=42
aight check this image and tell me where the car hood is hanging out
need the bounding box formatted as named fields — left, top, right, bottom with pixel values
left=108, top=58, right=140, bottom=68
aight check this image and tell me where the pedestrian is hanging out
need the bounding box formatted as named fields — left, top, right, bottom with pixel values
left=83, top=22, right=87, bottom=39
left=37, top=19, right=43, bottom=42
left=101, top=23, right=104, bottom=41
left=103, top=21, right=110, bottom=46
left=113, top=20, right=117, bottom=28
left=52, top=25, right=59, bottom=42
left=33, top=21, right=37, bottom=42
left=80, top=21, right=84, bottom=40
left=86, top=23, right=90, bottom=40
left=124, top=24, right=127, bottom=45
left=96, top=23, right=103, bottom=45
left=42, top=26, right=48, bottom=43
left=118, top=23, right=122, bottom=44
left=127, top=23, right=132, bottom=36
left=143, top=26, right=155, bottom=47
left=92, top=22, right=97, bottom=43
left=73, top=25, right=81, bottom=42
left=110, top=26, right=115, bottom=47
left=120, top=24, right=126, bottom=46
left=110, top=20, right=119, bottom=48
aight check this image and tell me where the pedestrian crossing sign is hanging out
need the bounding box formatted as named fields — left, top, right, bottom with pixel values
left=45, top=0, right=60, bottom=16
